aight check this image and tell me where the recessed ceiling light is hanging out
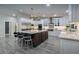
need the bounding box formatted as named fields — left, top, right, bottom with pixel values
left=66, top=10, right=69, bottom=13
left=46, top=4, right=50, bottom=7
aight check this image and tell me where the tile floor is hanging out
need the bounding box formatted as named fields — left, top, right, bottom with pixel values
left=0, top=32, right=79, bottom=54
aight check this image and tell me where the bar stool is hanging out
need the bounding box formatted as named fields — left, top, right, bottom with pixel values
left=14, top=32, right=18, bottom=43
left=23, top=33, right=33, bottom=48
left=18, top=32, right=24, bottom=47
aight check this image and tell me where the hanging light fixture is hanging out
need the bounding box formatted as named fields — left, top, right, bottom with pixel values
left=46, top=4, right=50, bottom=7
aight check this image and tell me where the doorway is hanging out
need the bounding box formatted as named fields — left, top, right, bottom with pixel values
left=5, top=22, right=9, bottom=35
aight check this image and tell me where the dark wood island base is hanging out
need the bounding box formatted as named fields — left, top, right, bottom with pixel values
left=31, top=31, right=48, bottom=47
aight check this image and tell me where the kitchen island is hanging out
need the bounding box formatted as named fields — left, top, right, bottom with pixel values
left=21, top=30, right=48, bottom=47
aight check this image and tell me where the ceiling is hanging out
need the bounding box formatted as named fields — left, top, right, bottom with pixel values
left=0, top=4, right=68, bottom=18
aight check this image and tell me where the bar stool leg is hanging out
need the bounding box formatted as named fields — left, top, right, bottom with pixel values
left=24, top=41, right=27, bottom=48
left=18, top=38, right=20, bottom=46
left=24, top=41, right=26, bottom=48
left=30, top=41, right=33, bottom=48
left=21, top=39, right=23, bottom=48
left=27, top=41, right=29, bottom=48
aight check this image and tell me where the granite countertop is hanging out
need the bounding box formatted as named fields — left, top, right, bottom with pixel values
left=21, top=30, right=47, bottom=34
left=59, top=31, right=79, bottom=40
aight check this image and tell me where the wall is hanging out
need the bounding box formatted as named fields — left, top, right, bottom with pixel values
left=69, top=5, right=79, bottom=22
left=52, top=5, right=79, bottom=26
left=0, top=16, right=4, bottom=37
left=0, top=16, right=18, bottom=37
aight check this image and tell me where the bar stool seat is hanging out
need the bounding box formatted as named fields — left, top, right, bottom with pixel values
left=14, top=32, right=18, bottom=37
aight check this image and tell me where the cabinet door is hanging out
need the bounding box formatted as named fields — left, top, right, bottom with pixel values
left=37, top=33, right=41, bottom=44
left=45, top=31, right=48, bottom=39
left=32, top=34, right=40, bottom=47
left=32, top=33, right=42, bottom=47
left=41, top=32, right=45, bottom=42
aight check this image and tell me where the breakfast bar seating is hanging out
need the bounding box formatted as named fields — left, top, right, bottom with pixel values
left=14, top=30, right=48, bottom=48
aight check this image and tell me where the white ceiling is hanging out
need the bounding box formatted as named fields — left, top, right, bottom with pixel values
left=0, top=4, right=68, bottom=18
